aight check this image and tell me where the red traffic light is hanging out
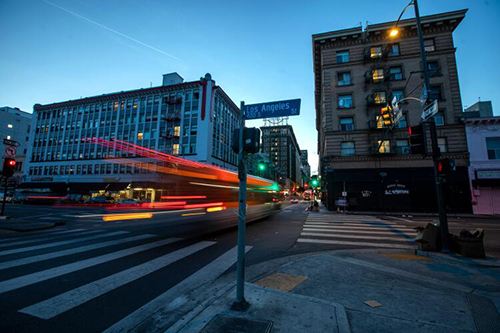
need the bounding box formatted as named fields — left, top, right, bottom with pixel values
left=8, top=160, right=16, bottom=166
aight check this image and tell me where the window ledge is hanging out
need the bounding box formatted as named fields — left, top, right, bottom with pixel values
left=336, top=83, right=354, bottom=88
left=337, top=107, right=355, bottom=110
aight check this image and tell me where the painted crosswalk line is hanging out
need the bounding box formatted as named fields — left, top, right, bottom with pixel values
left=300, top=232, right=415, bottom=242
left=304, top=224, right=413, bottom=231
left=20, top=241, right=215, bottom=319
left=103, top=245, right=253, bottom=333
left=0, top=234, right=155, bottom=271
left=0, top=231, right=129, bottom=256
left=0, top=237, right=182, bottom=294
left=297, top=238, right=414, bottom=249
left=303, top=227, right=416, bottom=236
left=0, top=229, right=93, bottom=249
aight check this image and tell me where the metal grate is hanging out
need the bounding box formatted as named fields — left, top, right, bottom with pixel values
left=468, top=294, right=500, bottom=333
left=201, top=315, right=273, bottom=333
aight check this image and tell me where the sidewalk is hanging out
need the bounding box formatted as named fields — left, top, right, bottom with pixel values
left=164, top=247, right=500, bottom=332
left=0, top=218, right=60, bottom=232
left=323, top=209, right=499, bottom=220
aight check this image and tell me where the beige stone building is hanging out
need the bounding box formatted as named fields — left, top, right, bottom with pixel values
left=312, top=9, right=472, bottom=213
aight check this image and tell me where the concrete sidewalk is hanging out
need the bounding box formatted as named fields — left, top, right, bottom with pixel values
left=166, top=247, right=500, bottom=333
left=0, top=218, right=60, bottom=232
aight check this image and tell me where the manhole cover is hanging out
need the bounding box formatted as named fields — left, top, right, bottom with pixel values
left=201, top=315, right=273, bottom=333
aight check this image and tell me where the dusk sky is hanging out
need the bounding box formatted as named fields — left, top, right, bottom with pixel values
left=1, top=0, right=499, bottom=172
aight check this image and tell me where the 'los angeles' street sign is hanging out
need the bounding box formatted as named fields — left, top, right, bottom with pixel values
left=245, top=98, right=301, bottom=120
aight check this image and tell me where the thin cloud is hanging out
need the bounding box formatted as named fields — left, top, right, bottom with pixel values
left=41, top=0, right=181, bottom=61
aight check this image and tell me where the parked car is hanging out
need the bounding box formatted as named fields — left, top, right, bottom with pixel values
left=116, top=198, right=142, bottom=207
left=84, top=196, right=116, bottom=205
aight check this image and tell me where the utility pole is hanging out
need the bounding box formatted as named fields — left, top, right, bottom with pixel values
left=413, top=0, right=449, bottom=251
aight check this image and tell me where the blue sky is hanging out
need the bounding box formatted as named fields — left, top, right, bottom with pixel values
left=1, top=0, right=499, bottom=172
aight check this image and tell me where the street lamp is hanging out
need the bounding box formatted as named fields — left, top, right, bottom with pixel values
left=390, top=0, right=450, bottom=252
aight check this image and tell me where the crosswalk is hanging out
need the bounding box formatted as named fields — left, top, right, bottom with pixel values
left=0, top=227, right=248, bottom=331
left=297, top=213, right=416, bottom=249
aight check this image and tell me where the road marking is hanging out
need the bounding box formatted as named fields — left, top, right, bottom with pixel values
left=306, top=221, right=405, bottom=227
left=0, top=231, right=129, bottom=257
left=0, top=229, right=88, bottom=248
left=304, top=223, right=411, bottom=230
left=297, top=238, right=414, bottom=249
left=0, top=234, right=155, bottom=271
left=0, top=237, right=182, bottom=294
left=300, top=232, right=415, bottom=242
left=0, top=229, right=102, bottom=248
left=103, top=245, right=253, bottom=333
left=20, top=241, right=216, bottom=319
left=303, top=228, right=416, bottom=236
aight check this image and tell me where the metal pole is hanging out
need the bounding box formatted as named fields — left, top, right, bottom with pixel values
left=1, top=177, right=8, bottom=216
left=414, top=0, right=449, bottom=251
left=232, top=101, right=249, bottom=310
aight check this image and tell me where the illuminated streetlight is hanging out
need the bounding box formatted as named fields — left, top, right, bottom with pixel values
left=389, top=29, right=399, bottom=37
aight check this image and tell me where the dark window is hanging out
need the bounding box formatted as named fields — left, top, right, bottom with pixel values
left=388, top=43, right=400, bottom=56
left=336, top=51, right=350, bottom=63
left=396, top=139, right=410, bottom=154
left=486, top=137, right=500, bottom=160
left=389, top=66, right=403, bottom=80
left=338, top=95, right=353, bottom=108
left=396, top=114, right=407, bottom=128
left=339, top=117, right=354, bottom=131
left=430, top=86, right=443, bottom=101
left=424, top=38, right=435, bottom=52
left=438, top=138, right=448, bottom=153
left=392, top=89, right=404, bottom=102
left=427, top=61, right=441, bottom=77
left=337, top=72, right=351, bottom=86
left=341, top=141, right=355, bottom=156
left=434, top=111, right=445, bottom=126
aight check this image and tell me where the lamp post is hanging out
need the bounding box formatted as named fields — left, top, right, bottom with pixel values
left=390, top=0, right=450, bottom=251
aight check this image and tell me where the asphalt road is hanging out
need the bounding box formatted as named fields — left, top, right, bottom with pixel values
left=0, top=202, right=308, bottom=332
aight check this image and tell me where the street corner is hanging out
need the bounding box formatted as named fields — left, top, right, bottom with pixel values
left=176, top=282, right=350, bottom=333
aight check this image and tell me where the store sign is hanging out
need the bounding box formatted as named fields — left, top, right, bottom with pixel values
left=385, top=183, right=409, bottom=195
left=477, top=170, right=500, bottom=179
left=32, top=176, right=53, bottom=182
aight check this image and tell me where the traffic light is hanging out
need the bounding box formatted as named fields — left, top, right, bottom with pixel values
left=2, top=158, right=16, bottom=178
left=311, top=175, right=319, bottom=188
left=409, top=124, right=426, bottom=155
left=231, top=127, right=261, bottom=154
left=381, top=106, right=393, bottom=127
left=437, top=158, right=456, bottom=175
left=258, top=162, right=266, bottom=171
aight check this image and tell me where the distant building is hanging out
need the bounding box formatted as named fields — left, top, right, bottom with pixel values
left=312, top=9, right=472, bottom=213
left=261, top=125, right=302, bottom=188
left=463, top=101, right=494, bottom=119
left=24, top=73, right=240, bottom=201
left=300, top=149, right=311, bottom=184
left=465, top=116, right=500, bottom=215
left=0, top=106, right=32, bottom=185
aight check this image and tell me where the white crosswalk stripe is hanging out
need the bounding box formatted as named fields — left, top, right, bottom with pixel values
left=298, top=213, right=416, bottom=249
left=0, top=231, right=129, bottom=256
left=20, top=241, right=216, bottom=319
left=0, top=229, right=90, bottom=249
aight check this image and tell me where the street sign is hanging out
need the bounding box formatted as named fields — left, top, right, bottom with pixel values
left=3, top=139, right=19, bottom=147
left=421, top=100, right=439, bottom=120
left=245, top=98, right=301, bottom=120
left=420, top=84, right=427, bottom=108
left=342, top=191, right=347, bottom=197
left=5, top=146, right=16, bottom=158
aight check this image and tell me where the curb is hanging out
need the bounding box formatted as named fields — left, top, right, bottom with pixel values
left=415, top=249, right=500, bottom=268
left=0, top=222, right=61, bottom=232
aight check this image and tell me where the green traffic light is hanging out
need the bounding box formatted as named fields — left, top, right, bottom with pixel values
left=258, top=163, right=266, bottom=171
left=312, top=180, right=318, bottom=186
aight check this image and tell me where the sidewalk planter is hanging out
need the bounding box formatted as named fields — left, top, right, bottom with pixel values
left=451, top=229, right=486, bottom=259
left=414, top=223, right=440, bottom=251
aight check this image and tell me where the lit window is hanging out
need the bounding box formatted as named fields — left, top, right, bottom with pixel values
left=378, top=140, right=391, bottom=153
left=438, top=138, right=448, bottom=153
left=6, top=135, right=10, bottom=140
left=173, top=143, right=180, bottom=155
left=341, top=141, right=355, bottom=156
left=376, top=116, right=384, bottom=129
left=137, top=132, right=143, bottom=140
left=374, top=92, right=386, bottom=104
left=7, top=124, right=13, bottom=128
left=372, top=69, right=384, bottom=82
left=338, top=95, right=353, bottom=108
left=370, top=46, right=382, bottom=58
left=174, top=126, right=180, bottom=136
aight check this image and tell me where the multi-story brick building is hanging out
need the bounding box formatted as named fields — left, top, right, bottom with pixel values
left=261, top=125, right=302, bottom=189
left=312, top=9, right=472, bottom=213
left=23, top=73, right=239, bottom=201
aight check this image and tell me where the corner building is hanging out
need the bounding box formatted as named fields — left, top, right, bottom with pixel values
left=312, top=10, right=472, bottom=213
left=24, top=73, right=239, bottom=201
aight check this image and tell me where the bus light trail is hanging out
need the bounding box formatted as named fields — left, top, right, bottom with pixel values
left=102, top=213, right=153, bottom=222
left=207, top=206, right=226, bottom=213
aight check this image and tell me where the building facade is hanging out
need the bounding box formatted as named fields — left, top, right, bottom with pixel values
left=23, top=73, right=239, bottom=201
left=465, top=116, right=500, bottom=215
left=0, top=106, right=32, bottom=185
left=261, top=125, right=302, bottom=188
left=300, top=149, right=311, bottom=185
left=313, top=10, right=472, bottom=213
left=464, top=101, right=494, bottom=119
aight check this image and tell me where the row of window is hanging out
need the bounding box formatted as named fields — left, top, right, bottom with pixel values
left=337, top=112, right=445, bottom=132
left=335, top=38, right=436, bottom=64
left=340, top=137, right=448, bottom=156
left=29, top=162, right=159, bottom=176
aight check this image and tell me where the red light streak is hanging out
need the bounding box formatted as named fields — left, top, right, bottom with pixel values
left=161, top=196, right=207, bottom=200
left=183, top=202, right=223, bottom=209
left=27, top=196, right=68, bottom=200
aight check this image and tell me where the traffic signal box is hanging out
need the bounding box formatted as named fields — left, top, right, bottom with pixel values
left=437, top=158, right=456, bottom=175
left=381, top=106, right=393, bottom=127
left=311, top=176, right=319, bottom=188
left=409, top=124, right=426, bottom=155
left=231, top=127, right=261, bottom=154
left=2, top=158, right=16, bottom=178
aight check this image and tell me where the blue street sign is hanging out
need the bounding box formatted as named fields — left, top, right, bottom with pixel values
left=245, top=98, right=301, bottom=120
